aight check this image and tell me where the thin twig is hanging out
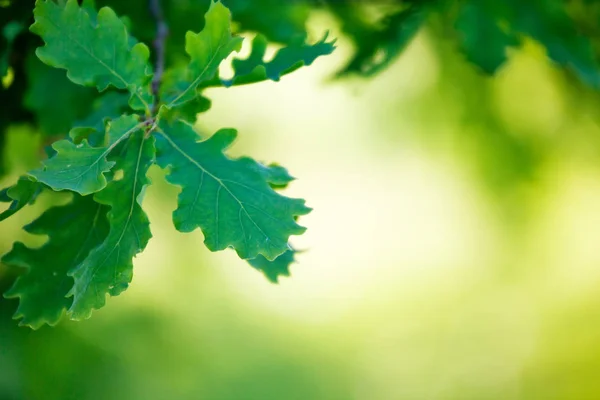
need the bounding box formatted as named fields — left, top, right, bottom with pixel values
left=149, top=0, right=168, bottom=109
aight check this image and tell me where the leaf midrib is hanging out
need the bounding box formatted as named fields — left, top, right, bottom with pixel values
left=42, top=6, right=151, bottom=112
left=71, top=134, right=148, bottom=310
left=156, top=128, right=274, bottom=253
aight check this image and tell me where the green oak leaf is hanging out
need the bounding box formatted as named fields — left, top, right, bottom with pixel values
left=159, top=66, right=212, bottom=122
left=161, top=0, right=243, bottom=109
left=29, top=115, right=143, bottom=196
left=245, top=164, right=299, bottom=281
left=67, top=131, right=154, bottom=320
left=0, top=177, right=42, bottom=222
left=260, top=163, right=295, bottom=189
left=455, top=1, right=519, bottom=74
left=30, top=0, right=154, bottom=112
left=2, top=195, right=109, bottom=329
left=508, top=0, right=600, bottom=87
left=216, top=33, right=335, bottom=87
left=333, top=2, right=427, bottom=77
left=247, top=248, right=296, bottom=283
left=154, top=119, right=310, bottom=261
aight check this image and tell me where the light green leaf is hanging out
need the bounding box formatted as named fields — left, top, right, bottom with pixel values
left=247, top=248, right=296, bottom=283
left=154, top=119, right=310, bottom=261
left=2, top=195, right=109, bottom=329
left=219, top=33, right=335, bottom=87
left=30, top=0, right=154, bottom=112
left=29, top=115, right=143, bottom=196
left=161, top=0, right=243, bottom=109
left=68, top=131, right=154, bottom=320
left=0, top=177, right=42, bottom=222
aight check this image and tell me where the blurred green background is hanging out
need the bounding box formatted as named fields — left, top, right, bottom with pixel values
left=4, top=9, right=600, bottom=400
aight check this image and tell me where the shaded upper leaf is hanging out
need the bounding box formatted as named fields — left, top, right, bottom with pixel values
left=333, top=2, right=427, bottom=77
left=70, top=91, right=131, bottom=146
left=0, top=177, right=42, bottom=222
left=29, top=115, right=142, bottom=195
left=508, top=0, right=600, bottom=87
left=24, top=55, right=96, bottom=136
left=217, top=33, right=335, bottom=87
left=154, top=119, right=310, bottom=261
left=31, top=0, right=154, bottom=111
left=2, top=195, right=109, bottom=329
left=68, top=130, right=154, bottom=320
left=161, top=0, right=242, bottom=109
left=456, top=1, right=519, bottom=74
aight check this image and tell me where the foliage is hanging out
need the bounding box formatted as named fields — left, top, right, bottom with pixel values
left=0, top=0, right=332, bottom=328
left=2, top=0, right=600, bottom=328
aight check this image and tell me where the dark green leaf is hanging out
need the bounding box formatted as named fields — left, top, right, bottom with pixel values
left=24, top=55, right=96, bottom=136
left=334, top=2, right=427, bottom=77
left=70, top=91, right=131, bottom=146
left=2, top=195, right=110, bottom=328
left=456, top=1, right=519, bottom=74
left=0, top=177, right=41, bottom=222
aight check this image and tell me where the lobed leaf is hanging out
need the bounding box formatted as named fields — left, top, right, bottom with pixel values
left=30, top=0, right=154, bottom=112
left=333, top=2, right=427, bottom=77
left=160, top=0, right=243, bottom=109
left=3, top=195, right=109, bottom=329
left=68, top=130, right=154, bottom=320
left=0, top=177, right=42, bottom=222
left=508, top=0, right=600, bottom=87
left=247, top=248, right=296, bottom=283
left=154, top=119, right=310, bottom=261
left=455, top=1, right=519, bottom=74
left=217, top=33, right=335, bottom=87
left=29, top=115, right=143, bottom=196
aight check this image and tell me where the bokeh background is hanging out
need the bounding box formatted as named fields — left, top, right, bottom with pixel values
left=4, top=7, right=600, bottom=400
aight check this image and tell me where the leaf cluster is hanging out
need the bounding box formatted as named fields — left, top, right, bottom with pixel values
left=0, top=0, right=333, bottom=328
left=3, top=0, right=600, bottom=329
